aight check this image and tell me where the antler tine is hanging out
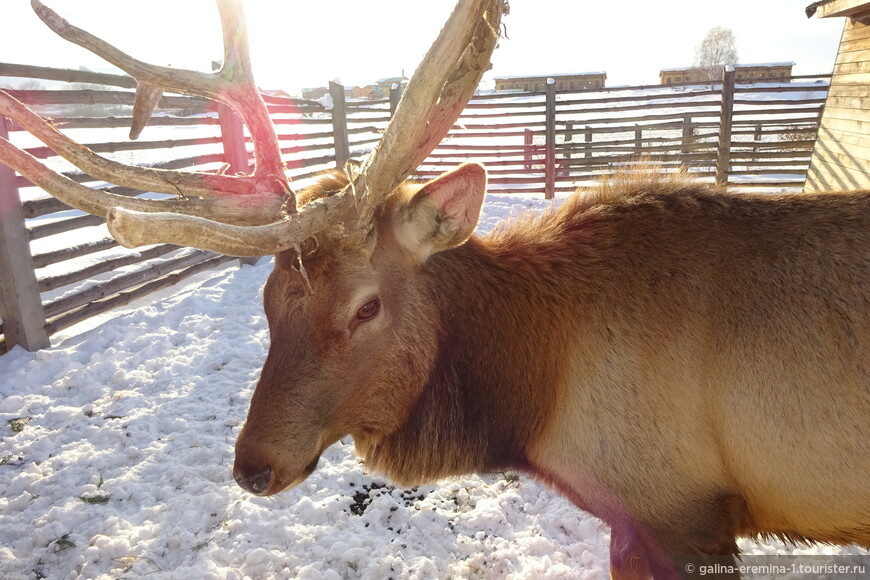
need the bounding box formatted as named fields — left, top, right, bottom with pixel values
left=353, top=0, right=506, bottom=223
left=217, top=0, right=255, bottom=83
left=0, top=90, right=266, bottom=199
left=0, top=138, right=283, bottom=227
left=30, top=0, right=292, bottom=201
left=211, top=0, right=288, bottom=198
left=105, top=195, right=360, bottom=257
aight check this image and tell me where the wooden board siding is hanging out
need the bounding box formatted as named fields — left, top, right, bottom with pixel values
left=806, top=16, right=870, bottom=191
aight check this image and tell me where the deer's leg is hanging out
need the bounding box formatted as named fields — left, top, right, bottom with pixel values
left=609, top=525, right=652, bottom=580
left=609, top=493, right=747, bottom=580
left=654, top=493, right=746, bottom=580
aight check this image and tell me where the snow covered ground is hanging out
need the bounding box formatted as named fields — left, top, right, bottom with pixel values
left=0, top=194, right=866, bottom=579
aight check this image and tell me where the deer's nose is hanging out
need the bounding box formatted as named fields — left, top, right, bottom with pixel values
left=233, top=463, right=273, bottom=495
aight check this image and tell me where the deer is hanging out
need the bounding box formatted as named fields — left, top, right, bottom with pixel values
left=1, top=1, right=868, bottom=579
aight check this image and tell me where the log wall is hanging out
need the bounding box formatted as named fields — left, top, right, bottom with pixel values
left=806, top=13, right=870, bottom=191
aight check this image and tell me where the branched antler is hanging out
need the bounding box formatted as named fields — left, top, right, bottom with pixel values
left=0, top=0, right=506, bottom=256
left=30, top=0, right=288, bottom=197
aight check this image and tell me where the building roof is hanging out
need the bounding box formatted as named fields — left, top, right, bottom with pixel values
left=261, top=89, right=291, bottom=98
left=659, top=66, right=698, bottom=73
left=374, top=76, right=407, bottom=85
left=660, top=62, right=795, bottom=73
left=494, top=71, right=606, bottom=80
left=734, top=61, right=796, bottom=68
left=806, top=0, right=870, bottom=18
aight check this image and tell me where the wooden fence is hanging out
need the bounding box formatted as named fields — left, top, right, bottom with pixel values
left=415, top=71, right=828, bottom=195
left=0, top=63, right=830, bottom=352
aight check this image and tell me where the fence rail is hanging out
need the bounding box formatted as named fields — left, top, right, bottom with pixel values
left=0, top=62, right=830, bottom=352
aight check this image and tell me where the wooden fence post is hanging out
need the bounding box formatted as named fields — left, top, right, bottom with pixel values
left=389, top=83, right=402, bottom=116
left=564, top=122, right=574, bottom=161
left=523, top=129, right=533, bottom=170
left=682, top=115, right=694, bottom=154
left=716, top=67, right=736, bottom=186
left=329, top=81, right=350, bottom=169
left=545, top=79, right=556, bottom=200
left=584, top=127, right=592, bottom=159
left=217, top=103, right=250, bottom=174
left=634, top=126, right=643, bottom=155
left=0, top=115, right=50, bottom=352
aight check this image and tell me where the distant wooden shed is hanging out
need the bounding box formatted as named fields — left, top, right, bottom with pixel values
left=659, top=63, right=794, bottom=85
left=805, top=0, right=870, bottom=191
left=494, top=72, right=607, bottom=92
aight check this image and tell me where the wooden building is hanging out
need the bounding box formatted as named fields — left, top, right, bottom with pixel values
left=348, top=85, right=378, bottom=100
left=301, top=86, right=329, bottom=100
left=805, top=0, right=870, bottom=191
left=374, top=76, right=408, bottom=98
left=659, top=67, right=704, bottom=84
left=494, top=72, right=606, bottom=92
left=659, top=62, right=794, bottom=84
left=302, top=84, right=382, bottom=101
left=733, top=62, right=795, bottom=81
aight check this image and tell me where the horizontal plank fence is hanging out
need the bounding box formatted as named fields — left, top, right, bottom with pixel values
left=0, top=63, right=830, bottom=352
left=415, top=73, right=829, bottom=196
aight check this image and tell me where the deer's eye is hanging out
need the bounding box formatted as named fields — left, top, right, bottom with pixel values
left=356, top=298, right=380, bottom=322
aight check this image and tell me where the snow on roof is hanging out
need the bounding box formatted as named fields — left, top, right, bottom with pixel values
left=375, top=76, right=407, bottom=84
left=734, top=61, right=796, bottom=68
left=660, top=62, right=795, bottom=73
left=494, top=71, right=607, bottom=80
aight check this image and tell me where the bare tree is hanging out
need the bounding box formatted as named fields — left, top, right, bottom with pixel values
left=18, top=79, right=47, bottom=90
left=694, top=26, right=738, bottom=81
left=0, top=79, right=45, bottom=90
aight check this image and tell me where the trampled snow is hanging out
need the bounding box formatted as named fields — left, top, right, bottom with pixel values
left=0, top=195, right=866, bottom=579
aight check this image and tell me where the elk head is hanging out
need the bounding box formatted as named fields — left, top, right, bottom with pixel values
left=233, top=162, right=488, bottom=494
left=0, top=0, right=506, bottom=493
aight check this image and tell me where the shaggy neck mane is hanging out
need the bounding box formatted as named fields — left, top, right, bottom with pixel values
left=361, top=195, right=613, bottom=486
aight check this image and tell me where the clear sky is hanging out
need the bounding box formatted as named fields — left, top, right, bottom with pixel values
left=0, top=1, right=845, bottom=94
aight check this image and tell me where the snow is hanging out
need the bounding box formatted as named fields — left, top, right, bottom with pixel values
left=734, top=62, right=796, bottom=68
left=1, top=195, right=866, bottom=579
left=494, top=72, right=607, bottom=80
left=659, top=62, right=796, bottom=72
left=318, top=94, right=334, bottom=111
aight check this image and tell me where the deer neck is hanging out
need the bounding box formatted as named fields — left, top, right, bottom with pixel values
left=361, top=234, right=580, bottom=486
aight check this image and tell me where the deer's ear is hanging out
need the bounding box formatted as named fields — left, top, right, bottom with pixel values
left=393, top=163, right=486, bottom=261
